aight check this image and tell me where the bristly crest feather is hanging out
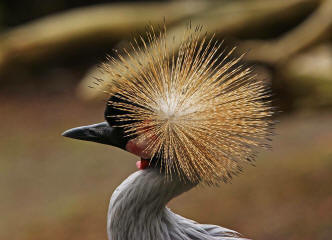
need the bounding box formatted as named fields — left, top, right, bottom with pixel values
left=100, top=24, right=274, bottom=185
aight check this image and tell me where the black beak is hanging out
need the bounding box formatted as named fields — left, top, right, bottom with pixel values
left=62, top=122, right=127, bottom=150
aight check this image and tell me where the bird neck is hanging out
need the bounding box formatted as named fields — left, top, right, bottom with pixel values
left=107, top=169, right=195, bottom=240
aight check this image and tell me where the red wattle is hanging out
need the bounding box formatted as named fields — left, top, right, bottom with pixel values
left=136, top=159, right=150, bottom=170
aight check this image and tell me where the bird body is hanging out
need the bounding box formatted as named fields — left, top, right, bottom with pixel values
left=62, top=23, right=274, bottom=240
left=107, top=168, right=246, bottom=240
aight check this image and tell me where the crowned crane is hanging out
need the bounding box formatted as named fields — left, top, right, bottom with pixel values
left=63, top=25, right=273, bottom=240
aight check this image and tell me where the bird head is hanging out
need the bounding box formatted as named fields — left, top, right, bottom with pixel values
left=62, top=95, right=154, bottom=165
left=63, top=24, right=274, bottom=185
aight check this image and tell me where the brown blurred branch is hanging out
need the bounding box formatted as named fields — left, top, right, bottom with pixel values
left=77, top=0, right=318, bottom=100
left=241, top=0, right=332, bottom=64
left=0, top=1, right=210, bottom=72
left=0, top=0, right=318, bottom=75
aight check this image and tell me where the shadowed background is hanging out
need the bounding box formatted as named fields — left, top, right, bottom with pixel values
left=1, top=0, right=332, bottom=240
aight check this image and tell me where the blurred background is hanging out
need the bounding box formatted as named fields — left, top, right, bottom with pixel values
left=1, top=0, right=332, bottom=239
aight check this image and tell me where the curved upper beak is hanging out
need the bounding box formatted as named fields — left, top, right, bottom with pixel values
left=62, top=122, right=126, bottom=150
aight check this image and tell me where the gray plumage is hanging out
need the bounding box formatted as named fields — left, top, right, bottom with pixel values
left=107, top=169, right=248, bottom=240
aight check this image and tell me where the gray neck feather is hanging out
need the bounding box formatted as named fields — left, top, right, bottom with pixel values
left=107, top=169, right=247, bottom=240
